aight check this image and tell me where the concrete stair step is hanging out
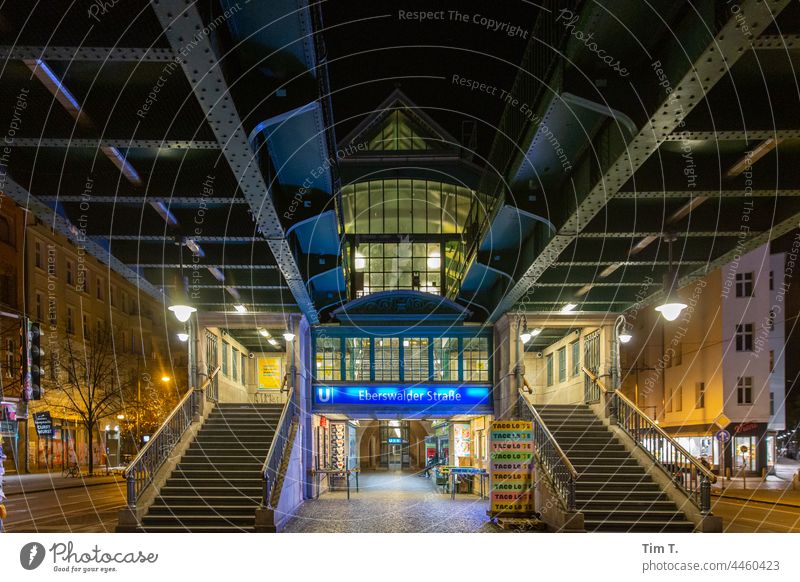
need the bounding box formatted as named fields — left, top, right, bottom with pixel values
left=164, top=477, right=263, bottom=488
left=585, top=519, right=695, bottom=533
left=141, top=514, right=256, bottom=527
left=576, top=481, right=660, bottom=492
left=575, top=490, right=670, bottom=502
left=147, top=504, right=258, bottom=516
left=154, top=495, right=260, bottom=506
left=138, top=525, right=254, bottom=533
left=581, top=508, right=686, bottom=520
left=577, top=465, right=646, bottom=475
left=577, top=500, right=679, bottom=510
left=160, top=485, right=262, bottom=496
left=172, top=469, right=259, bottom=479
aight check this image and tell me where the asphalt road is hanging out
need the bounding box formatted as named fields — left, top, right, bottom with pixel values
left=3, top=482, right=126, bottom=533
left=712, top=496, right=800, bottom=533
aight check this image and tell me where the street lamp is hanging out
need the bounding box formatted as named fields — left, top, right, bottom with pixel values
left=283, top=331, right=295, bottom=342
left=655, top=233, right=687, bottom=322
left=612, top=314, right=631, bottom=392
left=160, top=376, right=171, bottom=383
left=177, top=331, right=189, bottom=342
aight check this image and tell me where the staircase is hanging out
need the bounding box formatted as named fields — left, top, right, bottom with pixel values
left=536, top=404, right=695, bottom=532
left=139, top=403, right=282, bottom=532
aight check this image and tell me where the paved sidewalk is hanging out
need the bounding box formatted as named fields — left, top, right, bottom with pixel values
left=711, top=459, right=800, bottom=507
left=3, top=471, right=123, bottom=497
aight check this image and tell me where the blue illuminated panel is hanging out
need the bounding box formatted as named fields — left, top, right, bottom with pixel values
left=313, top=384, right=492, bottom=414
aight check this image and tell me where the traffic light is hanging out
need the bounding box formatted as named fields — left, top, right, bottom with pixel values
left=29, top=322, right=43, bottom=400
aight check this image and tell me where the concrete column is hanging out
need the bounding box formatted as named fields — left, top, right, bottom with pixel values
left=493, top=314, right=522, bottom=420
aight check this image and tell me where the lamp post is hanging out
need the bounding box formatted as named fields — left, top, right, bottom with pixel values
left=168, top=237, right=200, bottom=418
left=609, top=314, right=632, bottom=423
left=655, top=233, right=688, bottom=322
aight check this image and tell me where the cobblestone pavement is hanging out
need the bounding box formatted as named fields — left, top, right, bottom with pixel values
left=283, top=470, right=503, bottom=533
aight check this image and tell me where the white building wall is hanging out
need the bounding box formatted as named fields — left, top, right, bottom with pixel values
left=720, top=245, right=773, bottom=425
left=769, top=252, right=787, bottom=431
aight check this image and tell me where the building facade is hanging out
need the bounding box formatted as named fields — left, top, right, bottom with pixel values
left=620, top=243, right=786, bottom=476
left=1, top=200, right=186, bottom=473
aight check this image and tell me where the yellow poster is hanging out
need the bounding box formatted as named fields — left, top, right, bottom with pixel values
left=257, top=356, right=283, bottom=389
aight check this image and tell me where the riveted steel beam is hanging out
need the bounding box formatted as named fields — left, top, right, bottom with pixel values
left=149, top=0, right=319, bottom=323
left=490, top=0, right=791, bottom=322
left=665, top=129, right=800, bottom=141
left=3, top=176, right=163, bottom=300
left=616, top=190, right=800, bottom=199
left=0, top=46, right=177, bottom=62
left=40, top=195, right=247, bottom=205
left=134, top=263, right=278, bottom=269
left=91, top=235, right=260, bottom=242
left=576, top=231, right=748, bottom=239
left=752, top=34, right=800, bottom=49
left=10, top=138, right=220, bottom=149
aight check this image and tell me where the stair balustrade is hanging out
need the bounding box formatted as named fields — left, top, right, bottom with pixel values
left=519, top=392, right=578, bottom=511
left=124, top=367, right=220, bottom=511
left=582, top=366, right=716, bottom=514
left=261, top=385, right=298, bottom=509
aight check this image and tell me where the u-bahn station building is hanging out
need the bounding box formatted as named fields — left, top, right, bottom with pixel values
left=1, top=1, right=799, bottom=533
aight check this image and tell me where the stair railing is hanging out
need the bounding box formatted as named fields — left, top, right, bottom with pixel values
left=518, top=391, right=578, bottom=511
left=261, top=384, right=298, bottom=509
left=124, top=366, right=220, bottom=510
left=582, top=366, right=717, bottom=514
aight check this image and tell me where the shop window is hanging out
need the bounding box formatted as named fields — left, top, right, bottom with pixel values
left=404, top=337, right=430, bottom=381
left=735, top=323, right=754, bottom=351
left=374, top=338, right=400, bottom=382
left=737, top=376, right=753, bottom=405
left=570, top=340, right=580, bottom=377
left=315, top=337, right=342, bottom=381
left=557, top=346, right=567, bottom=383
left=546, top=353, right=553, bottom=386
left=345, top=337, right=370, bottom=381
left=433, top=338, right=459, bottom=381
left=735, top=272, right=754, bottom=297
left=221, top=341, right=229, bottom=376
left=695, top=382, right=705, bottom=409
left=734, top=436, right=756, bottom=471
left=462, top=337, right=489, bottom=382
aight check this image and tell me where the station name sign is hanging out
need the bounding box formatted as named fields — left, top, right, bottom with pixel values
left=314, top=385, right=491, bottom=409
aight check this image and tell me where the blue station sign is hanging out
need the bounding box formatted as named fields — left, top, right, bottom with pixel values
left=313, top=384, right=492, bottom=415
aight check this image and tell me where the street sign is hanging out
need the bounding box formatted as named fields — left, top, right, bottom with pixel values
left=715, top=429, right=731, bottom=443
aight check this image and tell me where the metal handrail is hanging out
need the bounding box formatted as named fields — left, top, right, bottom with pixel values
left=519, top=391, right=578, bottom=511
left=260, top=384, right=297, bottom=509
left=124, top=366, right=220, bottom=509
left=582, top=366, right=716, bottom=513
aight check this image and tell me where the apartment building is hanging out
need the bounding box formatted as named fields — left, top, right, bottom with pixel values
left=621, top=243, right=787, bottom=476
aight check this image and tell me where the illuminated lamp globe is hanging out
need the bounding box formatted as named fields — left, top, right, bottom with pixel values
left=283, top=331, right=295, bottom=342
left=168, top=304, right=196, bottom=323
left=177, top=332, right=189, bottom=342
left=618, top=332, right=633, bottom=344
left=654, top=302, right=687, bottom=322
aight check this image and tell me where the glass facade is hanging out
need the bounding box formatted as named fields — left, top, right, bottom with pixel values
left=313, top=333, right=490, bottom=383
left=343, top=179, right=490, bottom=298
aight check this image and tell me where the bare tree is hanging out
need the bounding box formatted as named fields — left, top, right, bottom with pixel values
left=44, top=325, right=134, bottom=475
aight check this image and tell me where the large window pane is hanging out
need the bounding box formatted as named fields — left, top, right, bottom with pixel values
left=463, top=337, right=489, bottom=382
left=404, top=338, right=430, bottom=382
left=345, top=338, right=371, bottom=381
left=315, top=337, right=341, bottom=381
left=374, top=338, right=400, bottom=381
left=433, top=338, right=459, bottom=381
